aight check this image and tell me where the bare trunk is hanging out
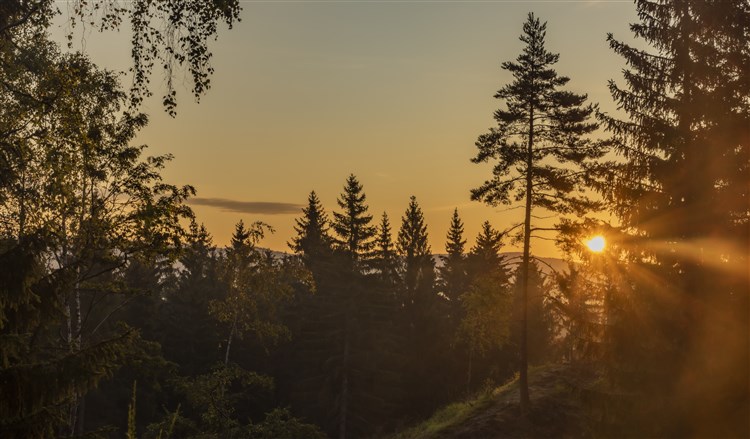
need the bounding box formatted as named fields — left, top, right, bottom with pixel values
left=339, top=313, right=350, bottom=439
left=519, top=104, right=534, bottom=416
left=466, top=348, right=473, bottom=396
left=224, top=316, right=237, bottom=365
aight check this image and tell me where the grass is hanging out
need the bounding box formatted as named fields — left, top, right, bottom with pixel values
left=386, top=375, right=520, bottom=439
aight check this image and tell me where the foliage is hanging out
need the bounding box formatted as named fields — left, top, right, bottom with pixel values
left=0, top=44, right=192, bottom=437
left=459, top=222, right=512, bottom=356
left=210, top=221, right=311, bottom=364
left=0, top=0, right=241, bottom=116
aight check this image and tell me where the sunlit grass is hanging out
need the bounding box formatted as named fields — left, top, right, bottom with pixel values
left=386, top=375, right=520, bottom=439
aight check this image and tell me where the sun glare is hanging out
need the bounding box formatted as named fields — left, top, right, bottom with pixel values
left=586, top=235, right=606, bottom=253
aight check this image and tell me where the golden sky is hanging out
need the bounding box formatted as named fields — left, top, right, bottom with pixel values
left=54, top=1, right=634, bottom=256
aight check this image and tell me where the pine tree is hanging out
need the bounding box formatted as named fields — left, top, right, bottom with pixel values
left=396, top=196, right=447, bottom=414
left=332, top=175, right=376, bottom=268
left=290, top=191, right=332, bottom=264
left=161, top=220, right=224, bottom=376
left=290, top=182, right=401, bottom=439
left=397, top=196, right=434, bottom=300
left=371, top=212, right=399, bottom=286
left=460, top=221, right=512, bottom=394
left=439, top=209, right=468, bottom=305
left=593, top=1, right=750, bottom=435
left=470, top=13, right=602, bottom=414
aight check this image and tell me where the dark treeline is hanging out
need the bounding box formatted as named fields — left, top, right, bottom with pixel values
left=1, top=1, right=748, bottom=438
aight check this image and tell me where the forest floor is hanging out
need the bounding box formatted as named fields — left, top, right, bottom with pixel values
left=387, top=363, right=600, bottom=439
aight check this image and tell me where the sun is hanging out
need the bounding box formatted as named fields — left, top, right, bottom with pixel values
left=585, top=235, right=606, bottom=253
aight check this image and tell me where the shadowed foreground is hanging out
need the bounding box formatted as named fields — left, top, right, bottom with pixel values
left=389, top=364, right=597, bottom=439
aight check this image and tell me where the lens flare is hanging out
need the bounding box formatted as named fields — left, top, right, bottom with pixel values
left=586, top=235, right=606, bottom=253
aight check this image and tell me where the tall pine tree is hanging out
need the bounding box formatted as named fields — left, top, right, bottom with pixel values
left=470, top=13, right=602, bottom=414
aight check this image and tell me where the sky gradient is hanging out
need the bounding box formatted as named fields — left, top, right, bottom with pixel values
left=54, top=1, right=636, bottom=256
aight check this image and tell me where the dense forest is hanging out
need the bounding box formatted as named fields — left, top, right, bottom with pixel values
left=1, top=1, right=747, bottom=438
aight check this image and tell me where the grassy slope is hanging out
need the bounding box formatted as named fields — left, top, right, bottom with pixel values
left=386, top=364, right=597, bottom=439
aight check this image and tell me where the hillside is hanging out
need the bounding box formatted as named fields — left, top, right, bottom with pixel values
left=387, top=364, right=597, bottom=439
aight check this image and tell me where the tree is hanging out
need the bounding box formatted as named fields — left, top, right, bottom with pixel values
left=459, top=221, right=512, bottom=392
left=470, top=13, right=602, bottom=414
left=0, top=0, right=241, bottom=116
left=332, top=174, right=376, bottom=268
left=371, top=212, right=399, bottom=286
left=289, top=191, right=332, bottom=267
left=396, top=196, right=448, bottom=414
left=288, top=180, right=402, bottom=439
left=397, top=196, right=434, bottom=301
left=159, top=220, right=225, bottom=376
left=210, top=221, right=300, bottom=365
left=592, top=1, right=750, bottom=435
left=438, top=208, right=469, bottom=306
left=0, top=53, right=193, bottom=437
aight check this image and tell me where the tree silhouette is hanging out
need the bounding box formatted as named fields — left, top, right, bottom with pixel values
left=372, top=212, right=399, bottom=286
left=593, top=1, right=750, bottom=435
left=332, top=175, right=376, bottom=268
left=470, top=13, right=602, bottom=414
left=290, top=191, right=333, bottom=271
left=439, top=208, right=469, bottom=307
left=460, top=221, right=512, bottom=393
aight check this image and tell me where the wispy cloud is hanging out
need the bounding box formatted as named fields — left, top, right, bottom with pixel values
left=189, top=198, right=303, bottom=215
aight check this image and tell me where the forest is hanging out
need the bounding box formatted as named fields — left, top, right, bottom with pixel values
left=0, top=1, right=748, bottom=438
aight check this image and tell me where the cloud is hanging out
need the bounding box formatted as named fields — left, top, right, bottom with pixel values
left=188, top=197, right=303, bottom=215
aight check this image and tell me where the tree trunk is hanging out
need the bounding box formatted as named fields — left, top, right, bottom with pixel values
left=519, top=104, right=534, bottom=416
left=224, top=316, right=237, bottom=365
left=466, top=348, right=473, bottom=396
left=339, top=312, right=350, bottom=439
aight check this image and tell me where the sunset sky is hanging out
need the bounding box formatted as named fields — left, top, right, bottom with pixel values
left=54, top=1, right=635, bottom=255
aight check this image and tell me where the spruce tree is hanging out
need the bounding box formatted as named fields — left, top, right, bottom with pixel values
left=372, top=212, right=399, bottom=286
left=290, top=191, right=332, bottom=264
left=594, top=1, right=749, bottom=434
left=396, top=196, right=446, bottom=414
left=332, top=175, right=376, bottom=267
left=439, top=208, right=468, bottom=305
left=470, top=13, right=602, bottom=414
left=397, top=196, right=434, bottom=299
left=460, top=221, right=512, bottom=394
